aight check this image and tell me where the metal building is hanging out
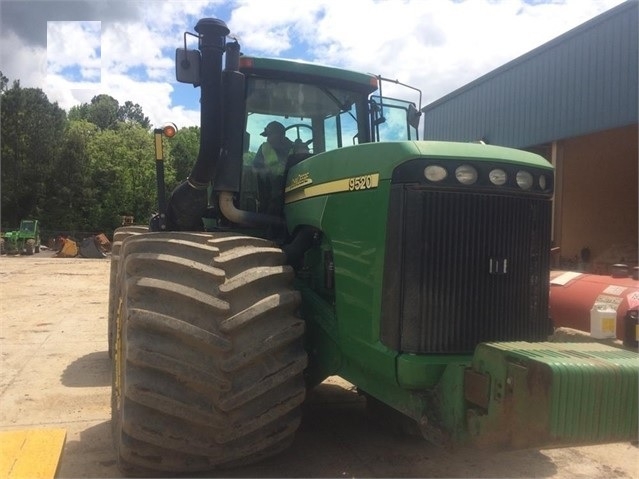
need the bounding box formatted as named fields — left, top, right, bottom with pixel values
left=422, top=0, right=638, bottom=272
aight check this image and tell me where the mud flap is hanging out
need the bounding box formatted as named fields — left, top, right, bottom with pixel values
left=465, top=342, right=638, bottom=448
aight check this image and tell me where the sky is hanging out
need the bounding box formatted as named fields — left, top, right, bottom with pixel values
left=0, top=0, right=627, bottom=130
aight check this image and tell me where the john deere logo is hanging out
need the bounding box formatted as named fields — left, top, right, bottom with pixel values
left=285, top=172, right=312, bottom=193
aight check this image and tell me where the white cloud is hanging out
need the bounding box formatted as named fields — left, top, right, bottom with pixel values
left=101, top=22, right=174, bottom=80
left=45, top=74, right=100, bottom=108
left=47, top=21, right=101, bottom=81
left=1, top=30, right=48, bottom=89
left=100, top=72, right=200, bottom=129
left=229, top=0, right=324, bottom=54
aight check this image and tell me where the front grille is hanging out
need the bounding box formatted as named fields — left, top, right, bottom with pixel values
left=380, top=186, right=552, bottom=354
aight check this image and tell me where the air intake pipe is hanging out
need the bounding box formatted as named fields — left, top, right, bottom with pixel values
left=166, top=18, right=229, bottom=231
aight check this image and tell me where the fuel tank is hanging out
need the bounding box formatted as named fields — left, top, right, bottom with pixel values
left=549, top=268, right=639, bottom=345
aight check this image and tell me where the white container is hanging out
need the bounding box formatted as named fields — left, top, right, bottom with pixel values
left=590, top=304, right=617, bottom=339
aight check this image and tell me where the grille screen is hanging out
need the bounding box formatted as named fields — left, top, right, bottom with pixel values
left=381, top=186, right=552, bottom=353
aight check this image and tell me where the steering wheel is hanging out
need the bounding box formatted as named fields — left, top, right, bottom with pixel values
left=285, top=123, right=313, bottom=152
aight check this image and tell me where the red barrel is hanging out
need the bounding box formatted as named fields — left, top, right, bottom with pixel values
left=549, top=270, right=639, bottom=342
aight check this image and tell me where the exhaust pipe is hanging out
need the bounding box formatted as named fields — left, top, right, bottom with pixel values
left=166, top=18, right=229, bottom=231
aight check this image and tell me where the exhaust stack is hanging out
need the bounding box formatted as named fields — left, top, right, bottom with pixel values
left=166, top=18, right=229, bottom=231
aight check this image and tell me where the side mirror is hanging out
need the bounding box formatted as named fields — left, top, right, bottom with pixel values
left=175, top=48, right=201, bottom=84
left=408, top=103, right=421, bottom=130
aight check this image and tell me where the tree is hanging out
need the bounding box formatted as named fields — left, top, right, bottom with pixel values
left=85, top=123, right=173, bottom=230
left=87, top=94, right=120, bottom=130
left=1, top=81, right=66, bottom=228
left=68, top=95, right=151, bottom=131
left=68, top=103, right=89, bottom=122
left=167, top=125, right=200, bottom=188
left=118, top=100, right=150, bottom=129
left=0, top=71, right=8, bottom=92
left=1, top=75, right=165, bottom=235
left=47, top=120, right=98, bottom=231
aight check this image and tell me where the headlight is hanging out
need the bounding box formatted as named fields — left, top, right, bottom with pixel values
left=424, top=165, right=448, bottom=182
left=539, top=174, right=547, bottom=190
left=489, top=168, right=507, bottom=186
left=455, top=165, right=478, bottom=185
left=516, top=171, right=533, bottom=190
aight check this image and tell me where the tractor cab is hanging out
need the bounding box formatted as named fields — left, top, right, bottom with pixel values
left=237, top=57, right=422, bottom=155
left=19, top=220, right=37, bottom=234
left=173, top=33, right=421, bottom=228
left=239, top=57, right=373, bottom=217
left=239, top=57, right=419, bottom=150
left=237, top=58, right=375, bottom=217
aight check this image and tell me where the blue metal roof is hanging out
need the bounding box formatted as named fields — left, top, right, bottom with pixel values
left=421, top=1, right=638, bottom=148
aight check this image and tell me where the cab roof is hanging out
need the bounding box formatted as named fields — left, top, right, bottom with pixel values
left=239, top=56, right=379, bottom=95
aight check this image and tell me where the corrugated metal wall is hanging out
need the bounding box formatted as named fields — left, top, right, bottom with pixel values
left=421, top=1, right=638, bottom=148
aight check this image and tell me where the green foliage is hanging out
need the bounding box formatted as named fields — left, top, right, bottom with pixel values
left=168, top=125, right=200, bottom=188
left=48, top=120, right=99, bottom=230
left=68, top=103, right=90, bottom=122
left=86, top=123, right=172, bottom=230
left=1, top=79, right=66, bottom=229
left=0, top=71, right=8, bottom=92
left=87, top=94, right=120, bottom=130
left=0, top=74, right=178, bottom=237
left=119, top=100, right=151, bottom=129
left=68, top=94, right=150, bottom=130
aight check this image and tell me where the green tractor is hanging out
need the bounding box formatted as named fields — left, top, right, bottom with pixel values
left=1, top=220, right=41, bottom=255
left=109, top=18, right=638, bottom=476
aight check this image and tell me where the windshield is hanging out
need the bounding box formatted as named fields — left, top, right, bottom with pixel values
left=20, top=221, right=35, bottom=232
left=244, top=78, right=367, bottom=160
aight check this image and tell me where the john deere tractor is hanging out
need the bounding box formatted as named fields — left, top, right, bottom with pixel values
left=109, top=18, right=638, bottom=476
left=1, top=220, right=41, bottom=255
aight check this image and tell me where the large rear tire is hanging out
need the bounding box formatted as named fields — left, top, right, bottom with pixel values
left=111, top=232, right=307, bottom=475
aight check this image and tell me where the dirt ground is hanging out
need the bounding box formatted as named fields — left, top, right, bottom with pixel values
left=0, top=251, right=637, bottom=478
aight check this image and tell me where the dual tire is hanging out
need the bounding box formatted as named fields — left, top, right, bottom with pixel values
left=110, top=231, right=307, bottom=475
